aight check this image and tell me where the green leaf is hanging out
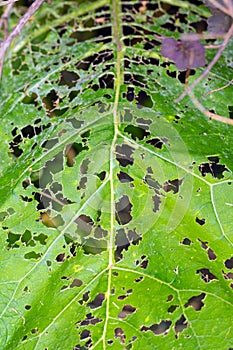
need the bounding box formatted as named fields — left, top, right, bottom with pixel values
left=0, top=1, right=233, bottom=349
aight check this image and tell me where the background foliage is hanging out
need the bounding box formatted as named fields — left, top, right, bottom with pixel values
left=0, top=0, right=233, bottom=349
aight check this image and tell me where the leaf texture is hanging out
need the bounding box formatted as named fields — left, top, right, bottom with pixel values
left=0, top=1, right=233, bottom=349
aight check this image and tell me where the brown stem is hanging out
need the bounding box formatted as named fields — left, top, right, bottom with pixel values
left=175, top=22, right=233, bottom=103
left=188, top=90, right=233, bottom=126
left=0, top=0, right=45, bottom=77
left=0, top=0, right=18, bottom=6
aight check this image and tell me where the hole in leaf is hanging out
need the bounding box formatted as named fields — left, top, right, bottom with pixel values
left=163, top=179, right=183, bottom=194
left=174, top=315, right=187, bottom=337
left=115, top=195, right=132, bottom=225
left=58, top=70, right=79, bottom=87
left=199, top=156, right=229, bottom=179
left=141, top=320, right=172, bottom=335
left=196, top=268, right=218, bottom=283
left=118, top=304, right=136, bottom=319
left=80, top=329, right=91, bottom=340
left=184, top=293, right=206, bottom=311
left=88, top=293, right=105, bottom=309
left=146, top=137, right=168, bottom=149
left=66, top=142, right=88, bottom=167
left=75, top=215, right=94, bottom=237
left=225, top=257, right=233, bottom=269
left=116, top=144, right=134, bottom=167
left=70, top=279, right=83, bottom=288
left=180, top=238, right=192, bottom=246
left=114, top=327, right=126, bottom=344
left=124, top=125, right=150, bottom=140
left=24, top=251, right=42, bottom=260
left=117, top=171, right=134, bottom=183
left=196, top=217, right=205, bottom=226
left=168, top=305, right=179, bottom=313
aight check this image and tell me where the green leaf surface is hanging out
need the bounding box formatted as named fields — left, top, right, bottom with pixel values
left=0, top=1, right=233, bottom=349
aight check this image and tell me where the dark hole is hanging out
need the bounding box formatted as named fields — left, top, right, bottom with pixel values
left=140, top=259, right=148, bottom=269
left=58, top=70, right=79, bottom=87
left=75, top=214, right=94, bottom=237
left=225, top=257, right=233, bottom=269
left=88, top=293, right=105, bottom=309
left=117, top=171, right=134, bottom=183
left=196, top=268, right=218, bottom=283
left=96, top=171, right=106, bottom=181
left=135, top=276, right=143, bottom=283
left=141, top=320, right=172, bottom=335
left=114, top=228, right=141, bottom=262
left=70, top=279, right=83, bottom=288
left=116, top=144, right=134, bottom=167
left=146, top=137, right=167, bottom=149
left=195, top=217, right=205, bottom=226
left=115, top=195, right=132, bottom=225
left=168, top=305, right=179, bottom=313
left=207, top=248, right=216, bottom=260
left=124, top=125, right=150, bottom=141
left=163, top=179, right=183, bottom=194
left=42, top=89, right=59, bottom=115
left=56, top=253, right=65, bottom=262
left=152, top=194, right=161, bottom=212
left=178, top=69, right=196, bottom=84
left=174, top=315, right=187, bottom=335
left=114, top=327, right=125, bottom=344
left=184, top=293, right=206, bottom=311
left=9, top=133, right=23, bottom=158
left=80, top=329, right=90, bottom=340
left=137, top=90, right=153, bottom=108
left=65, top=142, right=88, bottom=167
left=181, top=238, right=192, bottom=245
left=118, top=304, right=136, bottom=319
left=99, top=73, right=114, bottom=89
left=70, top=26, right=112, bottom=43
left=199, top=157, right=229, bottom=179
left=228, top=106, right=233, bottom=119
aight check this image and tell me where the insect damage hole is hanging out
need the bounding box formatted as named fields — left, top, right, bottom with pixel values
left=115, top=195, right=133, bottom=225
left=184, top=293, right=206, bottom=311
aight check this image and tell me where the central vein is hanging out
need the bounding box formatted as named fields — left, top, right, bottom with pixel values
left=102, top=0, right=123, bottom=347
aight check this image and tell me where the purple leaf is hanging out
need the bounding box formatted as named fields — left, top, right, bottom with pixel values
left=161, top=37, right=206, bottom=71
left=205, top=0, right=233, bottom=33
